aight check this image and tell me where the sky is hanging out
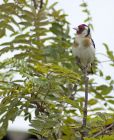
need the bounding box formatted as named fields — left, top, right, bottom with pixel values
left=50, top=0, right=114, bottom=76
left=6, top=0, right=114, bottom=131
left=52, top=0, right=114, bottom=50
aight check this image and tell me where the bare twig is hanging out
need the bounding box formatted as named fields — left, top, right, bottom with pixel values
left=75, top=58, right=89, bottom=139
left=32, top=0, right=43, bottom=9
left=32, top=0, right=37, bottom=9
left=39, top=0, right=43, bottom=9
left=93, top=123, right=114, bottom=138
left=81, top=67, right=89, bottom=139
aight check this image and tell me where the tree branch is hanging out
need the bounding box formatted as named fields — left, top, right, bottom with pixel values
left=93, top=123, right=114, bottom=138
left=81, top=67, right=89, bottom=139
left=32, top=0, right=37, bottom=9
left=32, top=0, right=43, bottom=9
left=39, top=0, right=43, bottom=9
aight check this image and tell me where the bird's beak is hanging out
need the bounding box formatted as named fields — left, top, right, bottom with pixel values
left=73, top=27, right=78, bottom=31
left=73, top=27, right=79, bottom=33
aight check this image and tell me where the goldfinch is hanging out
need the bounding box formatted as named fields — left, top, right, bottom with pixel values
left=72, top=24, right=95, bottom=73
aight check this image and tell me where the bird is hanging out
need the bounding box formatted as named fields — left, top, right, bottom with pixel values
left=72, top=24, right=95, bottom=73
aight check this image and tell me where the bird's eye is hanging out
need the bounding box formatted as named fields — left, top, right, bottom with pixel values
left=78, top=26, right=84, bottom=30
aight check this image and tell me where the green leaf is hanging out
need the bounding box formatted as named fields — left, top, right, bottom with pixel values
left=99, top=70, right=103, bottom=77
left=96, top=85, right=113, bottom=95
left=62, top=97, right=80, bottom=108
left=80, top=2, right=88, bottom=7
left=103, top=43, right=114, bottom=60
left=107, top=100, right=114, bottom=104
left=0, top=28, right=5, bottom=38
left=105, top=75, right=111, bottom=80
left=6, top=24, right=15, bottom=32
left=90, top=107, right=104, bottom=112
left=48, top=2, right=58, bottom=9
left=88, top=99, right=97, bottom=105
left=3, top=0, right=8, bottom=3
left=82, top=9, right=90, bottom=15
left=0, top=21, right=7, bottom=28
left=84, top=17, right=92, bottom=22
left=104, top=95, right=114, bottom=99
left=88, top=23, right=94, bottom=30
left=19, top=21, right=32, bottom=26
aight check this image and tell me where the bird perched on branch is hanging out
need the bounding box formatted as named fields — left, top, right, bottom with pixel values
left=72, top=24, right=95, bottom=73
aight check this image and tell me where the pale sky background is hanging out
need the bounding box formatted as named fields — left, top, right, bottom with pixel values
left=6, top=0, right=114, bottom=131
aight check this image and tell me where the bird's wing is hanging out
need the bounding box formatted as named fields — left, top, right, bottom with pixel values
left=91, top=38, right=95, bottom=48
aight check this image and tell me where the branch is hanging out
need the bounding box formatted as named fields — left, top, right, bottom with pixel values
left=39, top=0, right=43, bottom=9
left=93, top=123, right=114, bottom=138
left=81, top=67, right=89, bottom=139
left=32, top=0, right=43, bottom=9
left=32, top=0, right=37, bottom=9
left=75, top=58, right=89, bottom=139
left=31, top=100, right=49, bottom=115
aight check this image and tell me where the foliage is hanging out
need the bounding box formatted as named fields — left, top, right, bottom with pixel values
left=0, top=0, right=114, bottom=140
left=80, top=0, right=93, bottom=30
left=85, top=135, right=114, bottom=140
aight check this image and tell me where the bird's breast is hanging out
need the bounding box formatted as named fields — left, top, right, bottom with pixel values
left=76, top=37, right=91, bottom=47
left=72, top=37, right=95, bottom=66
left=82, top=37, right=91, bottom=47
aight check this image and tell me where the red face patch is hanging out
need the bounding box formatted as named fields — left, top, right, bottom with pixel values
left=77, top=24, right=86, bottom=34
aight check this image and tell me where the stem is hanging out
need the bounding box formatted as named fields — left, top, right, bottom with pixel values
left=39, top=0, right=43, bottom=9
left=81, top=67, right=89, bottom=139
left=52, top=132, right=57, bottom=140
left=93, top=123, right=114, bottom=138
left=32, top=0, right=37, bottom=9
left=32, top=0, right=44, bottom=48
left=32, top=0, right=43, bottom=9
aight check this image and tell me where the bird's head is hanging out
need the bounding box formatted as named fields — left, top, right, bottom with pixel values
left=73, top=24, right=90, bottom=37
